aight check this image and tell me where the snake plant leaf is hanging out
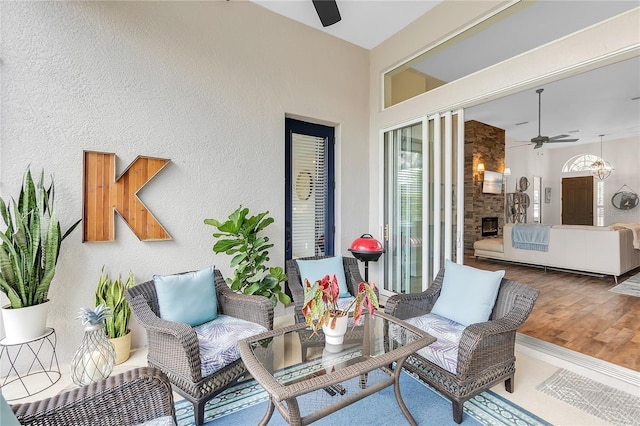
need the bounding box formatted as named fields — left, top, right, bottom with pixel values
left=0, top=168, right=80, bottom=308
left=95, top=268, right=135, bottom=338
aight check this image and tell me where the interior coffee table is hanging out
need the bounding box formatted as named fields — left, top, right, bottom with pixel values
left=238, top=311, right=435, bottom=426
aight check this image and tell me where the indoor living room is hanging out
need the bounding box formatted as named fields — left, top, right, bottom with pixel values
left=1, top=1, right=639, bottom=425
left=461, top=55, right=640, bottom=376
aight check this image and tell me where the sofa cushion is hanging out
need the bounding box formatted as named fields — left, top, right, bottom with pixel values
left=553, top=225, right=612, bottom=231
left=297, top=256, right=351, bottom=298
left=398, top=313, right=466, bottom=374
left=431, top=260, right=504, bottom=326
left=473, top=238, right=504, bottom=253
left=195, top=314, right=267, bottom=377
left=153, top=266, right=217, bottom=327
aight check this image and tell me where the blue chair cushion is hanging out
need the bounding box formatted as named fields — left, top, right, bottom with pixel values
left=153, top=266, right=217, bottom=327
left=431, top=259, right=505, bottom=326
left=195, top=314, right=267, bottom=377
left=0, top=394, right=20, bottom=426
left=297, top=256, right=351, bottom=298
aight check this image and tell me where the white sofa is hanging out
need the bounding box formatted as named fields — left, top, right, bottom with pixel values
left=473, top=223, right=640, bottom=282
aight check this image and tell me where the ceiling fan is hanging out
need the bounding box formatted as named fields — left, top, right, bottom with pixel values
left=530, top=88, right=578, bottom=149
left=312, top=0, right=341, bottom=27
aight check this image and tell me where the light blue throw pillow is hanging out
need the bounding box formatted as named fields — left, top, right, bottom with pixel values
left=153, top=266, right=217, bottom=327
left=431, top=259, right=505, bottom=326
left=0, top=394, right=20, bottom=426
left=297, top=256, right=351, bottom=298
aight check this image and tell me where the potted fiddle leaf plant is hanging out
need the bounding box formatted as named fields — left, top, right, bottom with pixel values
left=95, top=267, right=135, bottom=364
left=204, top=205, right=291, bottom=307
left=0, top=168, right=81, bottom=343
left=302, top=274, right=379, bottom=345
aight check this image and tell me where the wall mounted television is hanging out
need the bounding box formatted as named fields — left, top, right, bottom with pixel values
left=483, top=171, right=503, bottom=194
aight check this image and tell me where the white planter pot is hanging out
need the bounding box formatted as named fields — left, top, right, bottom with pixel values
left=1, top=301, right=50, bottom=344
left=321, top=315, right=348, bottom=345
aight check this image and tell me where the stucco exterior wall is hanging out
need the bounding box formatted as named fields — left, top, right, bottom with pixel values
left=0, top=1, right=369, bottom=360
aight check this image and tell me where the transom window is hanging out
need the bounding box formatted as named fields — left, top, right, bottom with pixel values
left=562, top=154, right=601, bottom=173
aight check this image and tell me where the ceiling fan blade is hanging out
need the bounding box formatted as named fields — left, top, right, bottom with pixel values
left=549, top=134, right=570, bottom=140
left=549, top=134, right=578, bottom=142
left=545, top=138, right=579, bottom=143
left=312, top=0, right=341, bottom=27
left=531, top=135, right=548, bottom=144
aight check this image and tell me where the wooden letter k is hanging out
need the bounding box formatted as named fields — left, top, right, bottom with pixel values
left=83, top=151, right=172, bottom=241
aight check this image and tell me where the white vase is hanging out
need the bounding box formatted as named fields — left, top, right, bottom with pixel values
left=322, top=315, right=348, bottom=345
left=1, top=301, right=50, bottom=344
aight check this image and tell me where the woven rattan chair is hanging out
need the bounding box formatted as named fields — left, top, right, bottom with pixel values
left=11, top=367, right=175, bottom=426
left=285, top=255, right=378, bottom=360
left=125, top=269, right=274, bottom=426
left=286, top=255, right=370, bottom=325
left=385, top=268, right=539, bottom=424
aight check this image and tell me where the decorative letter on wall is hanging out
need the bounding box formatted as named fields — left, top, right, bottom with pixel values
left=83, top=151, right=171, bottom=241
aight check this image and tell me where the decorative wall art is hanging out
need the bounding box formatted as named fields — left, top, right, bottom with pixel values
left=83, top=151, right=172, bottom=241
left=482, top=171, right=503, bottom=194
left=545, top=187, right=551, bottom=204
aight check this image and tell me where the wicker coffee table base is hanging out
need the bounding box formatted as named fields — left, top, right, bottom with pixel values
left=257, top=356, right=416, bottom=426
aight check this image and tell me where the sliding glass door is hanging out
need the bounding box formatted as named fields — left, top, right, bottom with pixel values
left=383, top=111, right=464, bottom=295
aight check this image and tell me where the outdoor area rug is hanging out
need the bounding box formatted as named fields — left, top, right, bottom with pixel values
left=609, top=271, right=640, bottom=297
left=536, top=368, right=640, bottom=425
left=175, top=358, right=549, bottom=426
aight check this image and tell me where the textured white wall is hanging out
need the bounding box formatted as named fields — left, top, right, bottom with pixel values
left=0, top=1, right=369, bottom=361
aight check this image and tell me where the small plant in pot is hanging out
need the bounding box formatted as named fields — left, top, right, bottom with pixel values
left=95, top=267, right=135, bottom=364
left=302, top=274, right=379, bottom=344
left=204, top=205, right=291, bottom=307
left=0, top=168, right=81, bottom=343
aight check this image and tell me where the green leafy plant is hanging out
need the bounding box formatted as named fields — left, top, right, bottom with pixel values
left=0, top=168, right=81, bottom=308
left=204, top=206, right=291, bottom=307
left=95, top=267, right=135, bottom=338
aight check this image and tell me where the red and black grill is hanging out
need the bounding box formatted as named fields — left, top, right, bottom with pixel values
left=348, top=234, right=385, bottom=282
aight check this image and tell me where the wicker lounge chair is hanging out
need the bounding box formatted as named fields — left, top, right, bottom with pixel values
left=125, top=269, right=274, bottom=426
left=286, top=255, right=379, bottom=360
left=385, top=268, right=539, bottom=424
left=10, top=367, right=175, bottom=426
left=286, top=255, right=371, bottom=324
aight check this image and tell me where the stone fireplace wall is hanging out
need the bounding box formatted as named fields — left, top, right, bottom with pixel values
left=464, top=120, right=505, bottom=252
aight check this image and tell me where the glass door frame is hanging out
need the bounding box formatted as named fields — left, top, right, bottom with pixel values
left=379, top=109, right=464, bottom=298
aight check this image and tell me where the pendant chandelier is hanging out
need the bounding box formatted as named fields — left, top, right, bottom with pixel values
left=591, top=134, right=613, bottom=180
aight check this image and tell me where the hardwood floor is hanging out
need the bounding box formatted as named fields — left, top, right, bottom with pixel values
left=465, top=255, right=640, bottom=372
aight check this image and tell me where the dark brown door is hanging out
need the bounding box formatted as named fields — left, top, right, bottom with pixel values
left=562, top=176, right=593, bottom=225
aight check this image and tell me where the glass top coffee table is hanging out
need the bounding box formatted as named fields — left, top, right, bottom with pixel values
left=238, top=311, right=435, bottom=426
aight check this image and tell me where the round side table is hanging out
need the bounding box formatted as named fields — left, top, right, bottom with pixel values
left=0, top=328, right=61, bottom=401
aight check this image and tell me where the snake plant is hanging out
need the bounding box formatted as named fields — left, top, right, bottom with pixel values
left=95, top=267, right=135, bottom=338
left=0, top=168, right=81, bottom=308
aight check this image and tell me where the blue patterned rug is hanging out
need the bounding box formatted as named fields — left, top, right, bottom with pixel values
left=175, top=357, right=550, bottom=426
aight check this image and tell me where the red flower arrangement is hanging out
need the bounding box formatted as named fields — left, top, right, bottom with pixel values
left=301, top=274, right=379, bottom=335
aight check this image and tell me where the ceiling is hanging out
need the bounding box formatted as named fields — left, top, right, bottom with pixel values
left=250, top=1, right=640, bottom=149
